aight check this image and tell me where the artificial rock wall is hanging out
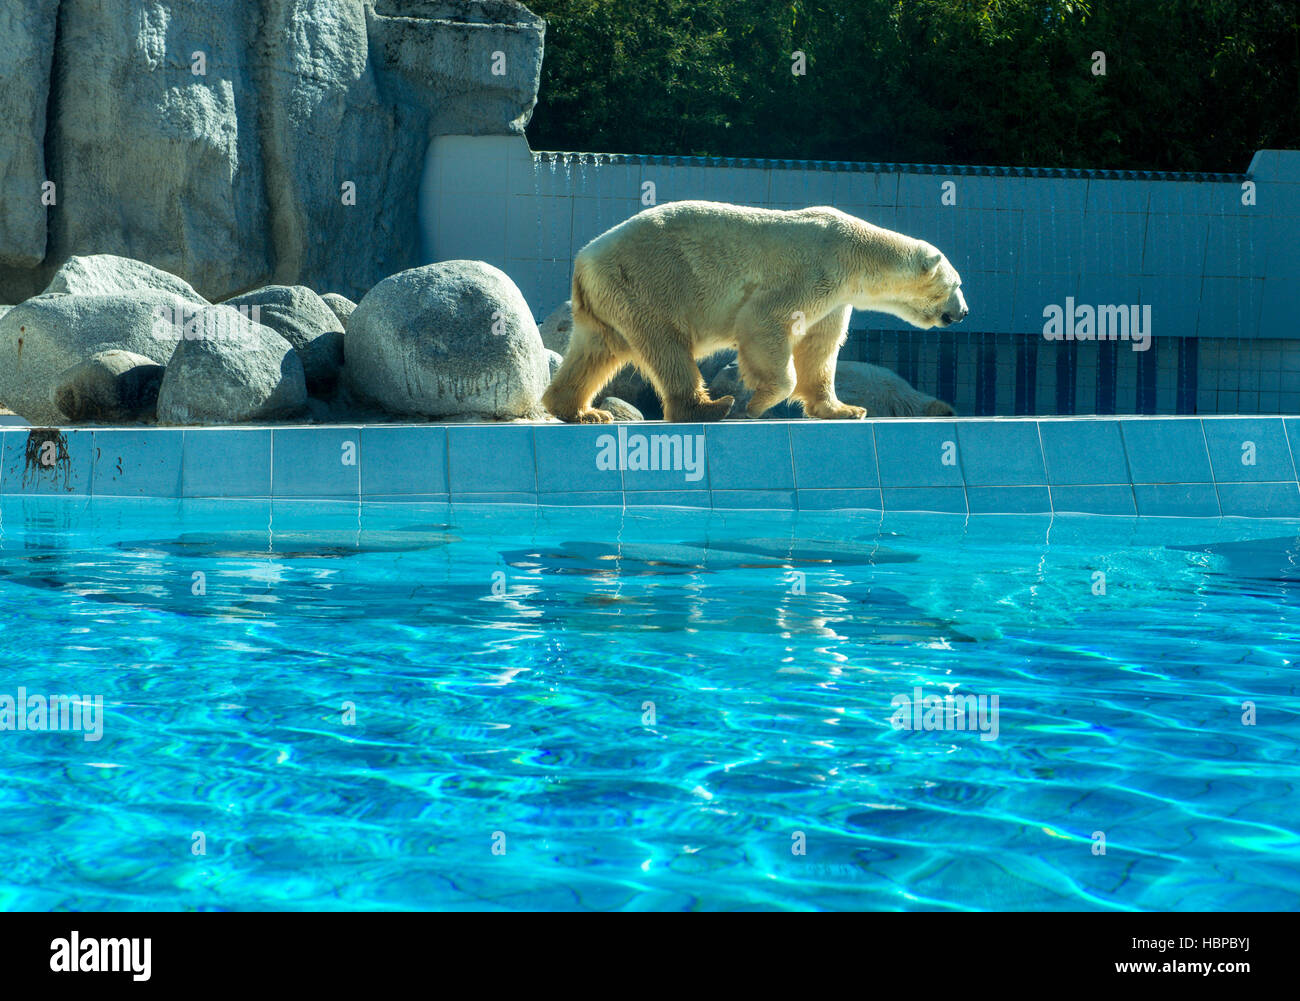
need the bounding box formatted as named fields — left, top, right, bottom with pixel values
left=0, top=0, right=544, bottom=304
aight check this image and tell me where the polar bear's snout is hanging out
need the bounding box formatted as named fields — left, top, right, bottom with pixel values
left=940, top=288, right=969, bottom=326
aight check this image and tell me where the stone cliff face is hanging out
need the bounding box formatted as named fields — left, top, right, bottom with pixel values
left=0, top=0, right=544, bottom=304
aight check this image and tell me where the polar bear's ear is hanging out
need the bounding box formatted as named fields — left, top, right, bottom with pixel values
left=917, top=246, right=942, bottom=274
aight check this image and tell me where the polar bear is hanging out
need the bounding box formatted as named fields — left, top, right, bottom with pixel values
left=543, top=200, right=967, bottom=423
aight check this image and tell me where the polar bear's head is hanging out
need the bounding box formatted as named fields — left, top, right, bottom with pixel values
left=857, top=242, right=968, bottom=330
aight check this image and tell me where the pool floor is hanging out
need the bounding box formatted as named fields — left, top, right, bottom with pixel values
left=1, top=498, right=1297, bottom=910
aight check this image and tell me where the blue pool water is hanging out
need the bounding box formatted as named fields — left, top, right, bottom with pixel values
left=1, top=497, right=1297, bottom=911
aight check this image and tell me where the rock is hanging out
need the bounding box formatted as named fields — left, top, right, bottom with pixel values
left=699, top=349, right=737, bottom=385
left=223, top=285, right=344, bottom=394
left=156, top=306, right=307, bottom=424
left=0, top=2, right=544, bottom=304
left=539, top=300, right=574, bottom=353
left=345, top=260, right=549, bottom=419
left=51, top=350, right=165, bottom=423
left=320, top=292, right=357, bottom=330
left=0, top=291, right=187, bottom=425
left=708, top=362, right=802, bottom=418
left=545, top=349, right=564, bottom=380
left=600, top=366, right=662, bottom=419
left=598, top=396, right=644, bottom=422
left=834, top=361, right=957, bottom=416
left=0, top=0, right=58, bottom=271
left=43, top=254, right=208, bottom=305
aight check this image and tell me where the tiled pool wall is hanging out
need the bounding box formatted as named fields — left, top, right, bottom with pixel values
left=5, top=419, right=1300, bottom=518
left=420, top=137, right=1299, bottom=417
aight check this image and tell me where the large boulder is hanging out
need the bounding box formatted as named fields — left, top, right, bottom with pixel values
left=0, top=291, right=186, bottom=424
left=223, top=285, right=344, bottom=394
left=539, top=299, right=574, bottom=353
left=43, top=254, right=209, bottom=305
left=346, top=261, right=549, bottom=419
left=51, top=350, right=165, bottom=423
left=156, top=306, right=308, bottom=424
left=320, top=292, right=357, bottom=330
left=1, top=1, right=545, bottom=304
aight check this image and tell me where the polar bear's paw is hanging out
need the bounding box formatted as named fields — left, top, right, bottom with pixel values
left=572, top=406, right=615, bottom=424
left=808, top=401, right=868, bottom=420
left=665, top=394, right=734, bottom=423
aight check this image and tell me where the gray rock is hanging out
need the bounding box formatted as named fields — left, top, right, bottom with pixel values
left=598, top=396, right=644, bottom=422
left=223, top=285, right=344, bottom=394
left=835, top=361, right=957, bottom=416
left=0, top=0, right=58, bottom=270
left=598, top=366, right=662, bottom=419
left=156, top=306, right=307, bottom=424
left=0, top=291, right=187, bottom=425
left=346, top=260, right=549, bottom=419
left=545, top=349, right=564, bottom=380
left=43, top=254, right=208, bottom=305
left=699, top=349, right=737, bottom=385
left=51, top=350, right=165, bottom=423
left=539, top=300, right=574, bottom=353
left=1, top=2, right=545, bottom=304
left=320, top=292, right=358, bottom=330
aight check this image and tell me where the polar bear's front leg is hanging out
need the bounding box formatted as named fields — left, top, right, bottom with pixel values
left=792, top=305, right=867, bottom=420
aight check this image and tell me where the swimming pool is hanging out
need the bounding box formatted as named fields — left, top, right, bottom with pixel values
left=1, top=497, right=1296, bottom=910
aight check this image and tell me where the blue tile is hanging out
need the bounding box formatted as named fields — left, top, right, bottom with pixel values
left=449, top=493, right=538, bottom=505
left=534, top=425, right=625, bottom=493
left=1049, top=484, right=1137, bottom=516
left=538, top=491, right=624, bottom=507
left=960, top=272, right=1015, bottom=333
left=624, top=490, right=712, bottom=508
left=1038, top=420, right=1129, bottom=484
left=796, top=488, right=884, bottom=511
left=881, top=486, right=967, bottom=513
left=1080, top=214, right=1145, bottom=273
left=1199, top=277, right=1265, bottom=340
left=1012, top=274, right=1075, bottom=334
left=1201, top=418, right=1295, bottom=482
left=1133, top=483, right=1221, bottom=517
left=705, top=423, right=794, bottom=490
left=1, top=428, right=94, bottom=495
left=1216, top=481, right=1300, bottom=518
left=1021, top=214, right=1084, bottom=277
left=447, top=426, right=536, bottom=495
left=1142, top=216, right=1208, bottom=276
left=789, top=423, right=878, bottom=489
left=1120, top=419, right=1213, bottom=483
left=182, top=429, right=271, bottom=497
left=710, top=489, right=797, bottom=509
left=360, top=426, right=448, bottom=496
left=1137, top=276, right=1200, bottom=339
left=1202, top=214, right=1266, bottom=277
left=874, top=422, right=963, bottom=488
left=272, top=428, right=361, bottom=498
left=966, top=485, right=1053, bottom=514
left=955, top=421, right=1047, bottom=486
left=91, top=429, right=183, bottom=497
left=1086, top=180, right=1150, bottom=214
left=619, top=425, right=709, bottom=491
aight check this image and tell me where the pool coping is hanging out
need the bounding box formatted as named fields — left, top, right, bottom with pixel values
left=3, top=416, right=1299, bottom=519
